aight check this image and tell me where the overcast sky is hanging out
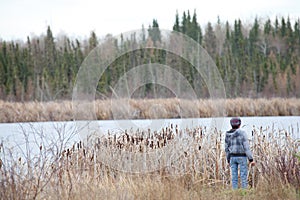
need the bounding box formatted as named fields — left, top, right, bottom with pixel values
left=1, top=0, right=299, bottom=41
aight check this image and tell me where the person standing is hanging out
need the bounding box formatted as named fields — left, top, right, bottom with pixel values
left=225, top=117, right=255, bottom=189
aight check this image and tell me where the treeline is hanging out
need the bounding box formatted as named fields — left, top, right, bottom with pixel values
left=0, top=10, right=300, bottom=101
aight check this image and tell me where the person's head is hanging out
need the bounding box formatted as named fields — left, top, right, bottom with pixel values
left=230, top=117, right=241, bottom=129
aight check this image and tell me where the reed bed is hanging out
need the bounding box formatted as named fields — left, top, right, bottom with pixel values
left=0, top=123, right=299, bottom=199
left=0, top=98, right=300, bottom=123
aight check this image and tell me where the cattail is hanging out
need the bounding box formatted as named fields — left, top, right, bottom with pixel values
left=83, top=148, right=86, bottom=157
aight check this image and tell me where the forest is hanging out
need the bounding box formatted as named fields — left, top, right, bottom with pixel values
left=0, top=10, right=299, bottom=101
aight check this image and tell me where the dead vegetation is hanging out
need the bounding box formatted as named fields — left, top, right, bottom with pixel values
left=0, top=123, right=299, bottom=199
left=0, top=98, right=300, bottom=123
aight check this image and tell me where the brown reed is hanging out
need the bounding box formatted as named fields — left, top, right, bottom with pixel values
left=0, top=123, right=299, bottom=199
left=0, top=98, right=299, bottom=123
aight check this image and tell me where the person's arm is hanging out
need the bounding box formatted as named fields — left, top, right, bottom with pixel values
left=241, top=131, right=253, bottom=162
left=225, top=134, right=230, bottom=163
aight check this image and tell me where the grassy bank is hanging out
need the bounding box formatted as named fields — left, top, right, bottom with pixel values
left=0, top=98, right=300, bottom=123
left=0, top=124, right=299, bottom=199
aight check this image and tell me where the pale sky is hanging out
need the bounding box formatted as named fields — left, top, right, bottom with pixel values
left=0, top=0, right=299, bottom=41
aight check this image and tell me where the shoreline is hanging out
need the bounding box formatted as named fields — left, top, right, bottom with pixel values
left=0, top=98, right=299, bottom=123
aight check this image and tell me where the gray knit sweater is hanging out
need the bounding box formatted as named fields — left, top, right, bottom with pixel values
left=225, top=128, right=253, bottom=163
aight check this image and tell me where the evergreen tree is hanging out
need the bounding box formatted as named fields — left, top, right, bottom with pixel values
left=172, top=10, right=202, bottom=43
left=203, top=22, right=217, bottom=58
left=280, top=17, right=286, bottom=38
left=44, top=26, right=57, bottom=77
left=173, top=11, right=180, bottom=32
left=190, top=10, right=202, bottom=44
left=0, top=14, right=300, bottom=100
left=181, top=11, right=187, bottom=34
left=274, top=16, right=279, bottom=36
left=89, top=31, right=98, bottom=51
left=148, top=19, right=161, bottom=44
left=264, top=18, right=272, bottom=35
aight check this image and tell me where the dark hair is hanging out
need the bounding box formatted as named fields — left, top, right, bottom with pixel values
left=230, top=117, right=241, bottom=129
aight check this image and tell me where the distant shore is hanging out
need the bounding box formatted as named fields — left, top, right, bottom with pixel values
left=0, top=98, right=299, bottom=123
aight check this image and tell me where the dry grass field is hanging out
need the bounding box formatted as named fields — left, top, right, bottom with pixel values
left=0, top=123, right=299, bottom=199
left=0, top=98, right=299, bottom=123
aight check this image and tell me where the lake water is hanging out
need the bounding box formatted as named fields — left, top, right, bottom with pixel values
left=0, top=116, right=299, bottom=160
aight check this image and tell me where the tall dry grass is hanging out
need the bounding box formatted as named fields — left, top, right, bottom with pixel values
left=0, top=98, right=300, bottom=123
left=0, top=123, right=299, bottom=199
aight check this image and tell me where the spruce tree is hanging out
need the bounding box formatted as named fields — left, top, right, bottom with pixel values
left=173, top=11, right=180, bottom=32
